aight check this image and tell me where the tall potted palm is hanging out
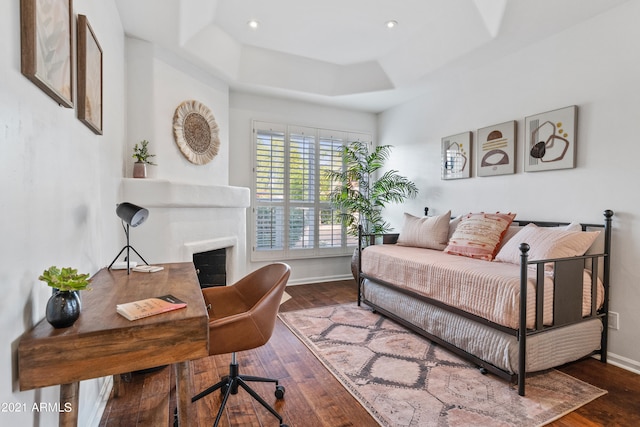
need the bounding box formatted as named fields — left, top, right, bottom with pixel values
left=326, top=141, right=418, bottom=276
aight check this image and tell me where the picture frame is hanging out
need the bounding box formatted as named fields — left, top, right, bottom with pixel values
left=20, top=0, right=74, bottom=108
left=477, top=121, right=516, bottom=177
left=441, top=131, right=472, bottom=180
left=524, top=106, right=577, bottom=172
left=77, top=14, right=103, bottom=135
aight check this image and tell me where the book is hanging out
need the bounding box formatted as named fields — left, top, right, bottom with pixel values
left=116, top=294, right=187, bottom=321
left=132, top=265, right=164, bottom=273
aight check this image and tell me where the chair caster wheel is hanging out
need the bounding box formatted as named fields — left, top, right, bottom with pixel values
left=479, top=367, right=488, bottom=375
left=275, top=385, right=285, bottom=399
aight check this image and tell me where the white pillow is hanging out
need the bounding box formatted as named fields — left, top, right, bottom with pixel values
left=494, top=223, right=600, bottom=265
left=498, top=222, right=581, bottom=251
left=563, top=222, right=582, bottom=232
left=448, top=215, right=462, bottom=240
left=397, top=211, right=451, bottom=250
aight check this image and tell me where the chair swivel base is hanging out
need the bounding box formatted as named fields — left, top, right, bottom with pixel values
left=192, top=361, right=287, bottom=427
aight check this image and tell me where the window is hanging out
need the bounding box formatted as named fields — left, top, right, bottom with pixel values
left=252, top=121, right=371, bottom=260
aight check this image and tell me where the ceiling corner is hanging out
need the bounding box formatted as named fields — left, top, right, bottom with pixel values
left=178, top=0, right=219, bottom=46
left=472, top=0, right=508, bottom=38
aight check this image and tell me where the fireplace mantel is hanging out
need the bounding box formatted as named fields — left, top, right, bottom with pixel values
left=121, top=178, right=250, bottom=209
left=117, top=179, right=250, bottom=283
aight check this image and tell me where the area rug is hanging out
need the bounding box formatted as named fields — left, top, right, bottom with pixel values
left=279, top=303, right=606, bottom=427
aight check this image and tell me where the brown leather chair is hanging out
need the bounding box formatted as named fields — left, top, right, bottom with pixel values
left=191, top=263, right=291, bottom=427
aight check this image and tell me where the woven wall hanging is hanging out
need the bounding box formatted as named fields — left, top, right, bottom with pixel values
left=172, top=100, right=220, bottom=165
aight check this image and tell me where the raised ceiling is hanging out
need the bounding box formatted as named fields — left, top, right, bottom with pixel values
left=115, top=0, right=628, bottom=112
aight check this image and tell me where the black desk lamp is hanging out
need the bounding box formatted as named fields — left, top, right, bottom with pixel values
left=108, top=202, right=150, bottom=274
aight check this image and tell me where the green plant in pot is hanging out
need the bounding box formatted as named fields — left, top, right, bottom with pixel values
left=132, top=139, right=157, bottom=178
left=325, top=141, right=418, bottom=277
left=39, top=266, right=92, bottom=328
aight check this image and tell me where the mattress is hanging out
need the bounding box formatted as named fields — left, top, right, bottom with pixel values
left=361, top=244, right=603, bottom=329
left=363, top=279, right=603, bottom=374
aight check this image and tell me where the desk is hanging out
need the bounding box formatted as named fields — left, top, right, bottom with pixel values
left=18, top=262, right=209, bottom=427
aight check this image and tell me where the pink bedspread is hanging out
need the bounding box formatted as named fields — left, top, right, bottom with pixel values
left=361, top=245, right=603, bottom=329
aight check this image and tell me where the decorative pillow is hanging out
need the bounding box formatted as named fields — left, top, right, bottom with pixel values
left=448, top=215, right=462, bottom=240
left=499, top=225, right=523, bottom=249
left=494, top=223, right=600, bottom=265
left=498, top=222, right=581, bottom=251
left=444, top=212, right=516, bottom=261
left=397, top=211, right=451, bottom=250
left=563, top=222, right=582, bottom=232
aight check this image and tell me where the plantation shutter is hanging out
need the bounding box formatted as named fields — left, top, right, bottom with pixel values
left=288, top=126, right=316, bottom=255
left=319, top=130, right=348, bottom=249
left=252, top=121, right=370, bottom=260
left=255, top=123, right=286, bottom=252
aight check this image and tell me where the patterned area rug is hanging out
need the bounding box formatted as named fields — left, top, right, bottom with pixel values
left=279, top=303, right=606, bottom=427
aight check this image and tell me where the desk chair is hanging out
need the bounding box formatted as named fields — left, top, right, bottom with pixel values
left=192, top=263, right=291, bottom=427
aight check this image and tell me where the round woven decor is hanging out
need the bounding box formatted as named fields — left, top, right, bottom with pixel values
left=172, top=100, right=220, bottom=165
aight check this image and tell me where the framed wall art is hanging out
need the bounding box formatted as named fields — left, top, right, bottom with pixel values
left=77, top=14, right=103, bottom=135
left=441, top=131, right=472, bottom=180
left=477, top=121, right=516, bottom=177
left=20, top=0, right=74, bottom=108
left=524, top=106, right=577, bottom=172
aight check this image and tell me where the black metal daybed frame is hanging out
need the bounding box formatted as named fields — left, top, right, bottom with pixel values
left=357, top=209, right=614, bottom=396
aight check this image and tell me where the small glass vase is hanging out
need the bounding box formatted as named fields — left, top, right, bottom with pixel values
left=46, top=291, right=81, bottom=328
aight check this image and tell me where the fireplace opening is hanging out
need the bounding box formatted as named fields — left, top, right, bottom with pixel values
left=193, top=248, right=227, bottom=288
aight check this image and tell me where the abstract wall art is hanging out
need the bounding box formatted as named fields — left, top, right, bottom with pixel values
left=524, top=106, right=577, bottom=172
left=477, top=121, right=516, bottom=177
left=441, top=131, right=472, bottom=180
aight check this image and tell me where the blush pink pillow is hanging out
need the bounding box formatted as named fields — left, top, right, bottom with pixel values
left=444, top=212, right=516, bottom=261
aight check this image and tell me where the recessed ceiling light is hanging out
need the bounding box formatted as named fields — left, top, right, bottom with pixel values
left=385, top=20, right=398, bottom=29
left=247, top=19, right=259, bottom=29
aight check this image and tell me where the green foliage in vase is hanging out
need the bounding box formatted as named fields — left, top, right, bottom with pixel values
left=325, top=141, right=418, bottom=237
left=132, top=140, right=157, bottom=165
left=39, top=266, right=92, bottom=292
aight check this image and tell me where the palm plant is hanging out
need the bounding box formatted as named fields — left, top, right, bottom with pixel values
left=326, top=141, right=418, bottom=237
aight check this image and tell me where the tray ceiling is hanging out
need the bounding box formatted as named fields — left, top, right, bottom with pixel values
left=116, top=0, right=628, bottom=112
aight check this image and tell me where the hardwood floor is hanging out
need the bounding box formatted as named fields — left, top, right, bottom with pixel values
left=99, top=280, right=640, bottom=426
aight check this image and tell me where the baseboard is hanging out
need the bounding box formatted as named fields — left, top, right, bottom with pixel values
left=87, top=376, right=113, bottom=427
left=287, top=274, right=354, bottom=286
left=605, top=352, right=640, bottom=375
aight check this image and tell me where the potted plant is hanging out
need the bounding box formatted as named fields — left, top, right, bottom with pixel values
left=325, top=141, right=418, bottom=277
left=132, top=139, right=157, bottom=178
left=39, top=266, right=92, bottom=328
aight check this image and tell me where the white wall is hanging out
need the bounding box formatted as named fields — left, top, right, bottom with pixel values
left=0, top=0, right=125, bottom=425
left=378, top=1, right=640, bottom=371
left=125, top=38, right=230, bottom=185
left=228, top=92, right=377, bottom=284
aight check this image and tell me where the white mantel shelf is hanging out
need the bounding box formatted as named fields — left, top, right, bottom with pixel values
left=120, top=178, right=250, bottom=208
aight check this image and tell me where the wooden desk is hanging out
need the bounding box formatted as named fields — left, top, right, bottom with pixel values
left=18, top=262, right=209, bottom=427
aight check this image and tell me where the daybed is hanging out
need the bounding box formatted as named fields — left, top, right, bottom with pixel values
left=357, top=209, right=613, bottom=395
